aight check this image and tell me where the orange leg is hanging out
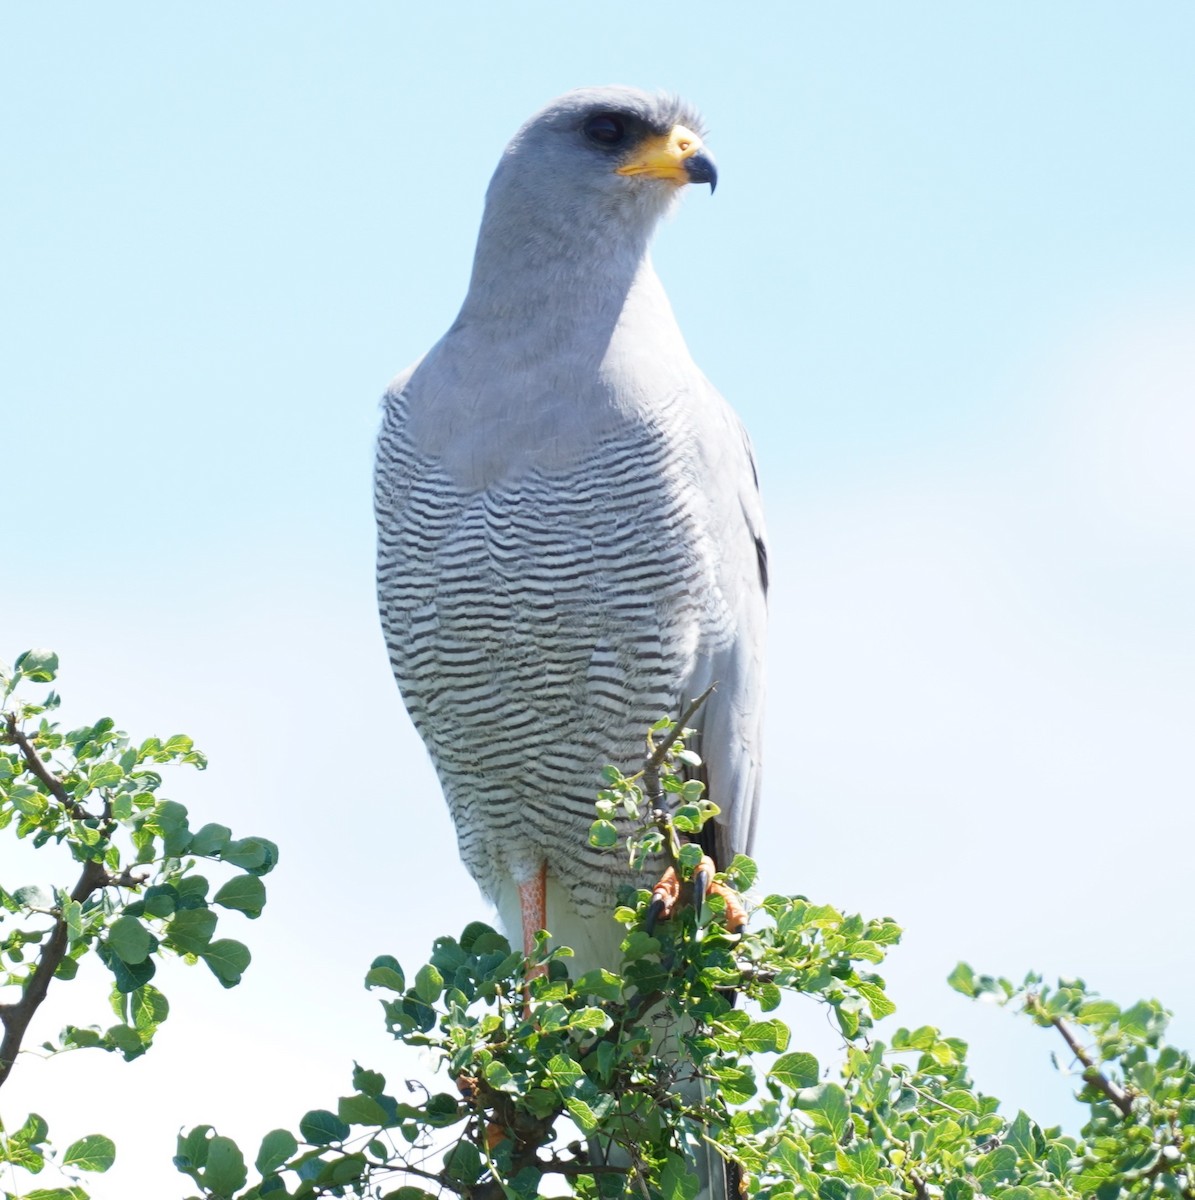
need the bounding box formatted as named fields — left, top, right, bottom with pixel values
left=647, top=855, right=747, bottom=933
left=518, top=866, right=548, bottom=996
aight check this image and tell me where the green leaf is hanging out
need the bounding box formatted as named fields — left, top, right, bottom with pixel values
left=202, top=938, right=251, bottom=987
left=421, top=1093, right=461, bottom=1127
left=221, top=835, right=280, bottom=874
left=856, top=980, right=896, bottom=1019
left=547, top=1054, right=584, bottom=1088
left=484, top=1060, right=515, bottom=1090
left=190, top=822, right=232, bottom=856
left=61, top=902, right=82, bottom=945
left=1005, top=1110, right=1036, bottom=1161
left=213, top=873, right=267, bottom=918
left=175, top=1124, right=213, bottom=1172
left=588, top=819, right=618, bottom=848
left=973, top=1145, right=1018, bottom=1184
left=672, top=804, right=703, bottom=833
left=414, top=963, right=443, bottom=1004
left=15, top=649, right=59, bottom=681
left=795, top=1082, right=849, bottom=1138
left=771, top=1052, right=819, bottom=1091
left=352, top=1064, right=386, bottom=1096
left=62, top=1133, right=116, bottom=1172
left=660, top=1152, right=701, bottom=1200
left=574, top=968, right=622, bottom=1001
left=563, top=1095, right=602, bottom=1133
left=725, top=854, right=758, bottom=889
left=202, top=1135, right=248, bottom=1195
left=741, top=1019, right=791, bottom=1053
left=105, top=1023, right=144, bottom=1059
left=87, top=761, right=123, bottom=790
left=166, top=907, right=217, bottom=954
left=569, top=1006, right=613, bottom=1033
left=107, top=916, right=152, bottom=965
left=131, top=983, right=169, bottom=1034
left=98, top=942, right=156, bottom=993
left=175, top=874, right=211, bottom=906
left=338, top=1094, right=388, bottom=1125
left=947, top=961, right=976, bottom=997
left=299, top=1109, right=350, bottom=1145
left=13, top=1112, right=50, bottom=1146
left=255, top=1129, right=298, bottom=1175
left=140, top=885, right=177, bottom=918
left=459, top=921, right=501, bottom=953
left=13, top=885, right=53, bottom=910
left=817, top=1180, right=849, bottom=1200
left=443, top=1140, right=482, bottom=1185
left=677, top=842, right=704, bottom=875
left=146, top=799, right=191, bottom=855
left=365, top=956, right=405, bottom=992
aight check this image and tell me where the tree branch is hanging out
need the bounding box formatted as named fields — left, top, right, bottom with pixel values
left=0, top=856, right=108, bottom=1087
left=2, top=712, right=90, bottom=821
left=1028, top=994, right=1134, bottom=1118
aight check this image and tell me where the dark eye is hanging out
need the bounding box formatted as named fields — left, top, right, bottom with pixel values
left=583, top=113, right=627, bottom=147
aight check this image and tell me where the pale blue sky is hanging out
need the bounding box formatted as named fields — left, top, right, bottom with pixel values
left=3, top=5, right=1194, bottom=1196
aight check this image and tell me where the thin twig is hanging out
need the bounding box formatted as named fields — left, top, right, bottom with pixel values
left=2, top=713, right=89, bottom=821
left=642, top=684, right=716, bottom=808
left=1028, top=994, right=1134, bottom=1118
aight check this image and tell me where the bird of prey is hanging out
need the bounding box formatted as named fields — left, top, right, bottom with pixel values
left=375, top=85, right=766, bottom=978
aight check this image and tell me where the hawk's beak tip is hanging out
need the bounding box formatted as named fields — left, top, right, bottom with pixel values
left=684, top=150, right=718, bottom=194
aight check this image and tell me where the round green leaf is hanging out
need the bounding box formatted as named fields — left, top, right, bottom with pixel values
left=201, top=1135, right=247, bottom=1195
left=255, top=1128, right=298, bottom=1175
left=414, top=963, right=443, bottom=1004
left=444, top=1140, right=482, bottom=1185
left=63, top=1133, right=116, bottom=1173
left=212, top=873, right=267, bottom=918
left=299, top=1109, right=350, bottom=1146
left=87, top=761, right=123, bottom=790
left=202, top=938, right=251, bottom=987
left=15, top=649, right=59, bottom=682
left=795, top=1082, right=849, bottom=1138
left=190, top=822, right=232, bottom=856
left=365, top=956, right=405, bottom=992
left=588, top=819, right=618, bottom=848
left=166, top=907, right=217, bottom=954
left=107, top=916, right=152, bottom=965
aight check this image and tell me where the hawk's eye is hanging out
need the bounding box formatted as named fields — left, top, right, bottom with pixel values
left=583, top=113, right=627, bottom=147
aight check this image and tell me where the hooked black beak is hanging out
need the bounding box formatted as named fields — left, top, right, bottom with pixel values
left=684, top=149, right=718, bottom=194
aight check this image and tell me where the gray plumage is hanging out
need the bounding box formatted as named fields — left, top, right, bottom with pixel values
left=375, top=85, right=766, bottom=974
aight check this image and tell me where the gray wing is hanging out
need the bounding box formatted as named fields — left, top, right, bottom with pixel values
left=684, top=381, right=767, bottom=868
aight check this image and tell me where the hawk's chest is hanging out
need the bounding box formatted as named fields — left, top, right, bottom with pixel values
left=376, top=399, right=712, bottom=662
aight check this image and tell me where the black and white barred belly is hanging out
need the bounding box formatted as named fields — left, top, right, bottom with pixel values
left=375, top=389, right=733, bottom=917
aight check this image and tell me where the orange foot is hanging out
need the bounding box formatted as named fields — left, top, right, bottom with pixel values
left=518, top=869, right=548, bottom=1016
left=646, top=855, right=747, bottom=934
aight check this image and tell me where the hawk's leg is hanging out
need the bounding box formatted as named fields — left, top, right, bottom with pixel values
left=518, top=866, right=548, bottom=991
left=645, top=856, right=747, bottom=934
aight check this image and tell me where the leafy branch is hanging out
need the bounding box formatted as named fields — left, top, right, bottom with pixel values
left=0, top=650, right=280, bottom=1198
left=169, top=722, right=1195, bottom=1200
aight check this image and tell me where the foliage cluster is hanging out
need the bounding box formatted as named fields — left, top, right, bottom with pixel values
left=2, top=657, right=1193, bottom=1200
left=169, top=718, right=1195, bottom=1200
left=0, top=651, right=277, bottom=1198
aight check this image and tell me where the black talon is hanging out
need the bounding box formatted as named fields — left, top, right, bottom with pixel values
left=692, top=865, right=711, bottom=923
left=645, top=898, right=665, bottom=935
